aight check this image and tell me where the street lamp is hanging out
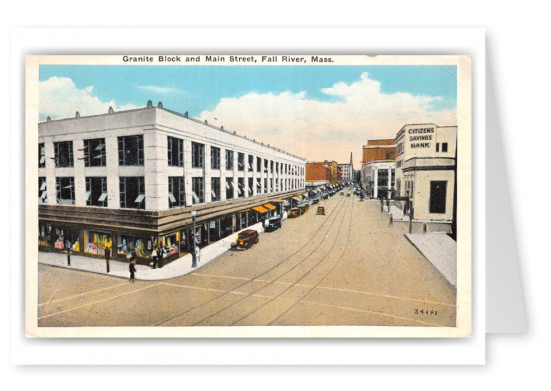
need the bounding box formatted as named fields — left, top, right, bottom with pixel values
left=191, top=210, right=197, bottom=268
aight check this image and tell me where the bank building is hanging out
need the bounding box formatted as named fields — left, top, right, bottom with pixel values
left=37, top=101, right=307, bottom=264
left=394, top=123, right=457, bottom=222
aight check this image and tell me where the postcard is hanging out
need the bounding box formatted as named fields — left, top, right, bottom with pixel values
left=25, top=54, right=471, bottom=338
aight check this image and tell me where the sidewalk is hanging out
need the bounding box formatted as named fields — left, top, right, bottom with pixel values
left=405, top=232, right=457, bottom=287
left=38, top=221, right=265, bottom=281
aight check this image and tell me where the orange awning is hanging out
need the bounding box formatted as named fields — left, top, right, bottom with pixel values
left=263, top=204, right=276, bottom=211
left=252, top=206, right=268, bottom=214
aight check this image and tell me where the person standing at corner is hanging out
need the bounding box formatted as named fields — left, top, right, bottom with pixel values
left=151, top=247, right=158, bottom=269
left=105, top=246, right=111, bottom=273
left=129, top=256, right=136, bottom=283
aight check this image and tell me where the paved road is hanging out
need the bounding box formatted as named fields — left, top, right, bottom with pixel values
left=38, top=191, right=456, bottom=327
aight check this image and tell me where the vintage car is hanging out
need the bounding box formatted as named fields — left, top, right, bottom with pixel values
left=230, top=229, right=259, bottom=250
left=297, top=203, right=310, bottom=215
left=265, top=217, right=282, bottom=232
left=289, top=208, right=301, bottom=218
left=312, top=196, right=320, bottom=204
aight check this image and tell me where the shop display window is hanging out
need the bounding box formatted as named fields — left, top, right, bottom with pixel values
left=87, top=231, right=112, bottom=256
left=117, top=235, right=152, bottom=258
left=159, top=233, right=179, bottom=256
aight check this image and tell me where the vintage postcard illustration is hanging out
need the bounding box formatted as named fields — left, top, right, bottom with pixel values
left=25, top=54, right=471, bottom=338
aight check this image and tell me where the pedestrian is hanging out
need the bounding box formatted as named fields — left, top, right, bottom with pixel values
left=66, top=240, right=71, bottom=266
left=129, top=255, right=136, bottom=283
left=158, top=247, right=164, bottom=269
left=389, top=213, right=393, bottom=226
left=151, top=247, right=158, bottom=269
left=105, top=246, right=111, bottom=273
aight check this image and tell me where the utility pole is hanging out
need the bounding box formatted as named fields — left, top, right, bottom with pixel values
left=192, top=210, right=197, bottom=268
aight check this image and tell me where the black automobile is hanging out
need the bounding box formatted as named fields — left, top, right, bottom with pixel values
left=231, top=229, right=259, bottom=250
left=265, top=217, right=282, bottom=232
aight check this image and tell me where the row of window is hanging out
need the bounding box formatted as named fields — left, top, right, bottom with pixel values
left=39, top=136, right=305, bottom=177
left=39, top=176, right=304, bottom=209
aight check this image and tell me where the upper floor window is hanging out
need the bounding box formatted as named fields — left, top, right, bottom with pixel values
left=264, top=159, right=268, bottom=173
left=54, top=141, right=74, bottom=168
left=39, top=143, right=46, bottom=168
left=238, top=152, right=245, bottom=171
left=56, top=177, right=75, bottom=205
left=225, top=150, right=234, bottom=171
left=442, top=142, right=448, bottom=153
left=39, top=177, right=47, bottom=203
left=120, top=176, right=145, bottom=209
left=238, top=178, right=245, bottom=198
left=192, top=177, right=204, bottom=204
left=211, top=146, right=221, bottom=170
left=256, top=156, right=262, bottom=172
left=192, top=142, right=204, bottom=168
left=276, top=162, right=279, bottom=174
left=168, top=136, right=184, bottom=167
left=211, top=177, right=221, bottom=202
left=226, top=178, right=234, bottom=199
left=248, top=155, right=254, bottom=172
left=248, top=178, right=253, bottom=197
left=118, top=135, right=144, bottom=166
left=86, top=176, right=108, bottom=207
left=83, top=138, right=106, bottom=167
left=270, top=160, right=274, bottom=173
left=169, top=176, right=186, bottom=208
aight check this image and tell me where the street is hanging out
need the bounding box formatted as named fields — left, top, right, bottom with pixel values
left=38, top=191, right=456, bottom=327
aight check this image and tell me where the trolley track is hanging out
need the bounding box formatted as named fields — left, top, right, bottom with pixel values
left=227, top=193, right=355, bottom=326
left=155, top=195, right=350, bottom=326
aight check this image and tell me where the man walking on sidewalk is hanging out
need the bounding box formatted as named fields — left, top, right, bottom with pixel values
left=129, top=256, right=136, bottom=283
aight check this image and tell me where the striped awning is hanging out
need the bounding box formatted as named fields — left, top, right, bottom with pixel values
left=263, top=204, right=276, bottom=211
left=252, top=206, right=268, bottom=214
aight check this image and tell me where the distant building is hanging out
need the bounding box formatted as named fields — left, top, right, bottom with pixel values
left=360, top=139, right=396, bottom=197
left=38, top=102, right=307, bottom=263
left=394, top=123, right=457, bottom=221
left=306, top=162, right=331, bottom=182
left=312, top=160, right=339, bottom=186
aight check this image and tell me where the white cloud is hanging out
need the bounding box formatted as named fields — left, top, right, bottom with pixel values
left=39, top=76, right=137, bottom=120
left=137, top=85, right=185, bottom=95
left=199, top=72, right=456, bottom=164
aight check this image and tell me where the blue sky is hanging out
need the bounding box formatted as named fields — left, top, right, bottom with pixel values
left=39, top=65, right=456, bottom=117
left=38, top=64, right=457, bottom=163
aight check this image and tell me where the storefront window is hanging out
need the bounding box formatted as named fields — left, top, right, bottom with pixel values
left=117, top=235, right=152, bottom=258
left=87, top=231, right=112, bottom=256
left=160, top=233, right=179, bottom=256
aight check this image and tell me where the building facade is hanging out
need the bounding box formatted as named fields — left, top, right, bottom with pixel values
left=38, top=102, right=307, bottom=263
left=305, top=162, right=331, bottom=182
left=360, top=139, right=396, bottom=195
left=338, top=164, right=353, bottom=185
left=313, top=160, right=339, bottom=186
left=363, top=161, right=396, bottom=199
left=394, top=123, right=457, bottom=221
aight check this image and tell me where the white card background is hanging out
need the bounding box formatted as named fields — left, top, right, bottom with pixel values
left=10, top=27, right=486, bottom=365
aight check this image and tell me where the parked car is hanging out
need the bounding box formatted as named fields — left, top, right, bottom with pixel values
left=289, top=208, right=301, bottom=218
left=265, top=217, right=282, bottom=232
left=230, top=229, right=259, bottom=250
left=312, top=197, right=320, bottom=204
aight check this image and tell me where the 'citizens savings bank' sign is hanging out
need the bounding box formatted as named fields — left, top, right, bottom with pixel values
left=408, top=127, right=434, bottom=148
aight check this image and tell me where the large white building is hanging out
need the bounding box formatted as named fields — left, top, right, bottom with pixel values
left=363, top=161, right=396, bottom=199
left=38, top=102, right=307, bottom=263
left=394, top=123, right=457, bottom=222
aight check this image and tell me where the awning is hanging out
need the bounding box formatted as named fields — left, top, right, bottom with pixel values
left=263, top=204, right=276, bottom=211
left=252, top=206, right=268, bottom=214
left=292, top=196, right=302, bottom=200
